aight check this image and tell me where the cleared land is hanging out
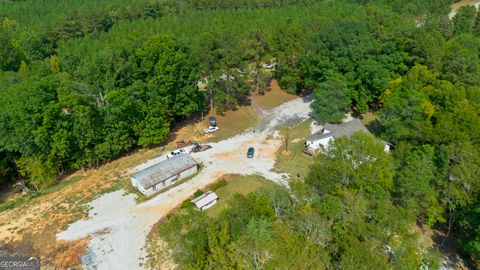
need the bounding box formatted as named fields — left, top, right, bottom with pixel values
left=0, top=146, right=162, bottom=267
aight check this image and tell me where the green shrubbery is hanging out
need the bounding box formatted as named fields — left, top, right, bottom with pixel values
left=211, top=179, right=228, bottom=191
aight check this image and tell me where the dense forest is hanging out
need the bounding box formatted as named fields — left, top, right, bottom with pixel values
left=1, top=0, right=479, bottom=266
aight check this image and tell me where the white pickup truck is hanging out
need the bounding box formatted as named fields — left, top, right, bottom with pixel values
left=204, top=126, right=219, bottom=134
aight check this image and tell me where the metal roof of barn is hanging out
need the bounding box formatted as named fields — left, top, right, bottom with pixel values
left=131, top=154, right=197, bottom=190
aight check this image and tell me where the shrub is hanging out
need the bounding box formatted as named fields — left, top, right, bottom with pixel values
left=193, top=189, right=203, bottom=197
left=180, top=200, right=194, bottom=209
left=211, top=179, right=228, bottom=191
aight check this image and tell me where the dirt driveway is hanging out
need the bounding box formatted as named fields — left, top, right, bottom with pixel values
left=56, top=96, right=313, bottom=270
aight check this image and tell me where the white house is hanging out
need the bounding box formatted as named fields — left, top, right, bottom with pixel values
left=305, top=119, right=392, bottom=154
left=130, top=154, right=197, bottom=196
left=191, top=191, right=218, bottom=211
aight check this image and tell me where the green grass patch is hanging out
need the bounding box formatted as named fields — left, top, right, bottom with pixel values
left=362, top=114, right=384, bottom=136
left=361, top=113, right=379, bottom=125
left=205, top=175, right=278, bottom=217
left=206, top=106, right=259, bottom=142
left=274, top=119, right=316, bottom=179
left=210, top=179, right=227, bottom=191
left=95, top=175, right=137, bottom=200
left=0, top=198, right=26, bottom=212
left=42, top=175, right=88, bottom=194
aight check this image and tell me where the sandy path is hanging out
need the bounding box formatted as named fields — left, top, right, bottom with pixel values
left=56, top=96, right=313, bottom=270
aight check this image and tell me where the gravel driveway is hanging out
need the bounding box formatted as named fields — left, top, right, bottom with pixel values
left=56, top=96, right=313, bottom=270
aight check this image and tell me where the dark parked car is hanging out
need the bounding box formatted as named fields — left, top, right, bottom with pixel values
left=191, top=143, right=212, bottom=153
left=247, top=147, right=255, bottom=158
left=209, top=116, right=217, bottom=127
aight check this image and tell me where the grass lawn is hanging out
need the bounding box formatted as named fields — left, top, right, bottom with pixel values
left=361, top=113, right=379, bottom=125
left=205, top=174, right=279, bottom=217
left=361, top=113, right=383, bottom=136
left=204, top=105, right=259, bottom=142
left=0, top=175, right=88, bottom=212
left=170, top=102, right=260, bottom=146
left=251, top=79, right=297, bottom=110
left=274, top=119, right=316, bottom=179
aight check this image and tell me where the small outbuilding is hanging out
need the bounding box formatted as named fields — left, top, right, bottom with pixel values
left=191, top=191, right=218, bottom=211
left=130, top=154, right=197, bottom=196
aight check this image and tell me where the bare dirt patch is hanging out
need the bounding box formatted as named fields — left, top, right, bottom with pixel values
left=50, top=238, right=89, bottom=269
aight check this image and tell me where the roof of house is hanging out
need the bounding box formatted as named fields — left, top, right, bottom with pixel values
left=131, top=154, right=197, bottom=190
left=307, top=119, right=370, bottom=142
left=191, top=191, right=218, bottom=209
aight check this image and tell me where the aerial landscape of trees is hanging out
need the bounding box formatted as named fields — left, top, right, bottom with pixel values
left=0, top=0, right=479, bottom=267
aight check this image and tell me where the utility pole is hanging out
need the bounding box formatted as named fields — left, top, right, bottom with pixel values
left=285, top=126, right=289, bottom=151
left=285, top=122, right=293, bottom=152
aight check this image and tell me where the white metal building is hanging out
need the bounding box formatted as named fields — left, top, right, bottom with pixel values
left=191, top=191, right=218, bottom=211
left=130, top=154, right=197, bottom=196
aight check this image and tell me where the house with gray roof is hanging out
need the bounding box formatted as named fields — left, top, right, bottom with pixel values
left=305, top=119, right=391, bottom=154
left=130, top=154, right=197, bottom=196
